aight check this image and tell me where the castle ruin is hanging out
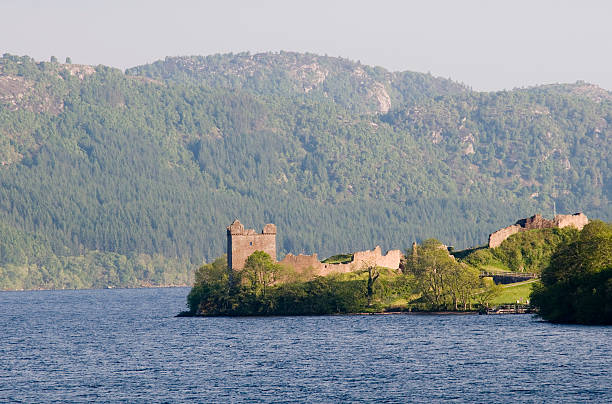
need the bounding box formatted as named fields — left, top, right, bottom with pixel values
left=226, top=219, right=277, bottom=270
left=488, top=213, right=588, bottom=248
left=226, top=220, right=401, bottom=275
left=279, top=246, right=402, bottom=276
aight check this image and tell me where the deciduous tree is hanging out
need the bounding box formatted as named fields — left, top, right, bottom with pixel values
left=242, top=250, right=281, bottom=298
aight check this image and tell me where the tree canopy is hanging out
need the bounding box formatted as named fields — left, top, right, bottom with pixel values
left=530, top=221, right=612, bottom=324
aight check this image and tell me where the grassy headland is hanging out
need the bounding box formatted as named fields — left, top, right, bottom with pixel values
left=185, top=222, right=610, bottom=322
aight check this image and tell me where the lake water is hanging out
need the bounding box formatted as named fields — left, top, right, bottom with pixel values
left=1, top=288, right=611, bottom=403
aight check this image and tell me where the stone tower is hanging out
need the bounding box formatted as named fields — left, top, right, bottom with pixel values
left=226, top=220, right=277, bottom=270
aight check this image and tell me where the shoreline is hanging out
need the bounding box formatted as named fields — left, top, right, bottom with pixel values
left=178, top=309, right=535, bottom=318
left=1, top=284, right=191, bottom=292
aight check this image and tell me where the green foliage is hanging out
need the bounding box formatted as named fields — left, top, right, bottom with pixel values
left=187, top=255, right=419, bottom=315
left=404, top=239, right=481, bottom=310
left=461, top=248, right=500, bottom=269
left=0, top=52, right=610, bottom=290
left=474, top=278, right=504, bottom=309
left=460, top=227, right=580, bottom=274
left=188, top=256, right=229, bottom=314
left=241, top=251, right=282, bottom=297
left=321, top=254, right=353, bottom=264
left=0, top=250, right=193, bottom=290
left=531, top=220, right=612, bottom=324
left=269, top=276, right=368, bottom=315
left=492, top=227, right=579, bottom=273
left=0, top=220, right=193, bottom=290
left=194, top=255, right=228, bottom=285
left=190, top=271, right=370, bottom=316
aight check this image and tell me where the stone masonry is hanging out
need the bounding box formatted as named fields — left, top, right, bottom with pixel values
left=227, top=220, right=276, bottom=270
left=488, top=213, right=588, bottom=248
left=226, top=220, right=401, bottom=275
left=280, top=246, right=401, bottom=276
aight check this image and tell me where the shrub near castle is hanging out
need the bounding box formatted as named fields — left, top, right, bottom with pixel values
left=403, top=239, right=489, bottom=311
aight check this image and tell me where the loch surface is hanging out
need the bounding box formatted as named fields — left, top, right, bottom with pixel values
left=1, top=287, right=611, bottom=403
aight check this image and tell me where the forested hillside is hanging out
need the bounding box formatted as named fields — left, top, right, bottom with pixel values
left=0, top=52, right=610, bottom=289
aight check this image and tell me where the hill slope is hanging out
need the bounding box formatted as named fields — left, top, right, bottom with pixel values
left=0, top=52, right=610, bottom=289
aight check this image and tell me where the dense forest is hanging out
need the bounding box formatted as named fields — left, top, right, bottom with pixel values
left=0, top=52, right=610, bottom=289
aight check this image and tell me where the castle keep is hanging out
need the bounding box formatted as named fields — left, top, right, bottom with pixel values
left=226, top=220, right=401, bottom=274
left=227, top=220, right=277, bottom=270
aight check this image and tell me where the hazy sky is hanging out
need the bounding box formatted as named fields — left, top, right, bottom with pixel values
left=2, top=0, right=611, bottom=91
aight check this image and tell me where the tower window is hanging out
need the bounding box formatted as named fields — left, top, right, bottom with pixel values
left=249, top=242, right=253, bottom=246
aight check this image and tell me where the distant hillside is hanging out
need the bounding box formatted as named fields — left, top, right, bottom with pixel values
left=0, top=52, right=610, bottom=289
left=125, top=52, right=468, bottom=114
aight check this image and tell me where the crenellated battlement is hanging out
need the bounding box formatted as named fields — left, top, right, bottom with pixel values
left=226, top=220, right=276, bottom=269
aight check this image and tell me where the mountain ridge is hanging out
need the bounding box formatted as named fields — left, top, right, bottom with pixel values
left=0, top=52, right=609, bottom=289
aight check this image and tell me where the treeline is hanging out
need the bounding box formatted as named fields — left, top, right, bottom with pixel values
left=531, top=221, right=612, bottom=324
left=0, top=53, right=610, bottom=290
left=0, top=251, right=193, bottom=290
left=0, top=220, right=193, bottom=289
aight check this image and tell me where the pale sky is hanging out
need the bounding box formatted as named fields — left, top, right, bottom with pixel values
left=2, top=0, right=611, bottom=91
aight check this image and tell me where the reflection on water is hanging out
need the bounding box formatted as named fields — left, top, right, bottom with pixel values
left=1, top=288, right=611, bottom=402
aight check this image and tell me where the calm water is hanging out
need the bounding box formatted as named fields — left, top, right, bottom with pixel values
left=1, top=288, right=611, bottom=403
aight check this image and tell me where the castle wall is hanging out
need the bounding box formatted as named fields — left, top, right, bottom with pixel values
left=353, top=246, right=402, bottom=269
left=517, top=214, right=556, bottom=230
left=488, top=224, right=522, bottom=248
left=279, top=246, right=401, bottom=277
left=488, top=213, right=589, bottom=248
left=279, top=253, right=322, bottom=273
left=227, top=220, right=401, bottom=277
left=553, top=213, right=588, bottom=230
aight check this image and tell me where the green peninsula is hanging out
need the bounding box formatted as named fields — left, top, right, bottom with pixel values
left=184, top=218, right=611, bottom=323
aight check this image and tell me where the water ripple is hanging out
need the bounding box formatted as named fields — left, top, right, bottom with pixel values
left=1, top=288, right=611, bottom=403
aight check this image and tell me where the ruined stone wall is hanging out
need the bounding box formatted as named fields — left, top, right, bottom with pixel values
left=516, top=214, right=556, bottom=230
left=279, top=253, right=321, bottom=272
left=488, top=225, right=522, bottom=248
left=488, top=213, right=589, bottom=248
left=353, top=246, right=401, bottom=270
left=489, top=224, right=522, bottom=248
left=227, top=220, right=276, bottom=270
left=279, top=246, right=401, bottom=277
left=553, top=213, right=588, bottom=230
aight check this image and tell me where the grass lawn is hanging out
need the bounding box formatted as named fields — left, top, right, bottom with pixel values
left=321, top=254, right=354, bottom=264
left=481, top=263, right=511, bottom=273
left=492, top=280, right=539, bottom=305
